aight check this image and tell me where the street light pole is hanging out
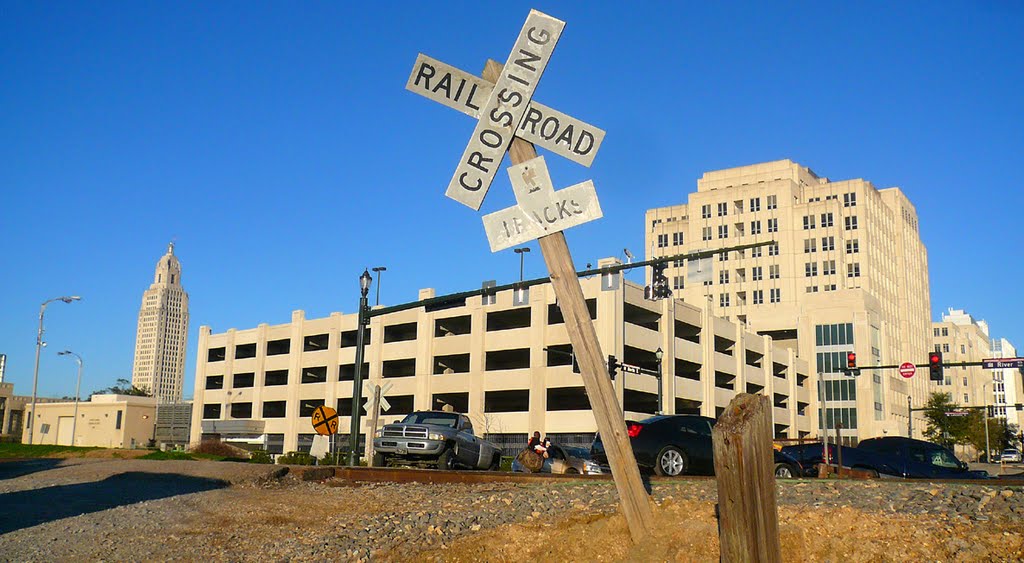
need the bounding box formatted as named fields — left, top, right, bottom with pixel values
left=654, top=347, right=663, bottom=415
left=349, top=269, right=372, bottom=466
left=57, top=350, right=83, bottom=446
left=28, top=295, right=81, bottom=445
left=372, top=266, right=387, bottom=307
left=983, top=380, right=992, bottom=463
left=513, top=247, right=530, bottom=282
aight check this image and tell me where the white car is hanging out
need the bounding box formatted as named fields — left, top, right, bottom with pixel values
left=1000, top=448, right=1022, bottom=463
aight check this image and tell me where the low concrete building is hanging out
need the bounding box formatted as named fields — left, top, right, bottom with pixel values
left=190, top=267, right=813, bottom=455
left=0, top=382, right=62, bottom=441
left=22, top=394, right=156, bottom=448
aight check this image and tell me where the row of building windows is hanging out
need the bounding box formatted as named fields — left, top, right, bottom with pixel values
left=700, top=195, right=782, bottom=219
left=207, top=302, right=599, bottom=362
left=202, top=387, right=681, bottom=420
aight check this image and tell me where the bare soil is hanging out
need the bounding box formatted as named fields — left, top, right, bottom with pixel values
left=424, top=498, right=1024, bottom=562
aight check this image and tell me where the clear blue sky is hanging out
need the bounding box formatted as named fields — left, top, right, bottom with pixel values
left=2, top=2, right=1021, bottom=400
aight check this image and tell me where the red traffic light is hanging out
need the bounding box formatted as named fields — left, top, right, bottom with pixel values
left=929, top=352, right=941, bottom=365
left=846, top=352, right=857, bottom=369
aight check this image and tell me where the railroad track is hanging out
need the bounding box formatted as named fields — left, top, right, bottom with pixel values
left=297, top=465, right=1024, bottom=487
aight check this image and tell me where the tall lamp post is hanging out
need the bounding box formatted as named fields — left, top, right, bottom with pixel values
left=349, top=269, right=372, bottom=466
left=513, top=247, right=530, bottom=282
left=372, top=266, right=387, bottom=307
left=28, top=295, right=81, bottom=445
left=982, top=380, right=993, bottom=463
left=654, top=347, right=664, bottom=415
left=56, top=350, right=83, bottom=446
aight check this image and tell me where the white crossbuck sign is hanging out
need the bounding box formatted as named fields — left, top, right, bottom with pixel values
left=482, top=155, right=602, bottom=252
left=405, top=10, right=605, bottom=211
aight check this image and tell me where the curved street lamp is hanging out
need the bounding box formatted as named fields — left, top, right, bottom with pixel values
left=28, top=295, right=81, bottom=445
left=513, top=247, right=531, bottom=282
left=57, top=350, right=83, bottom=446
left=372, top=266, right=387, bottom=306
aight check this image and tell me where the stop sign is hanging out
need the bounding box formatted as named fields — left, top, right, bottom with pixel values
left=899, top=362, right=916, bottom=378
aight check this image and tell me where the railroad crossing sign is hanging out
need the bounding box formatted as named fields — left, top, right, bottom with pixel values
left=983, top=357, right=1024, bottom=369
left=363, top=382, right=393, bottom=413
left=310, top=405, right=339, bottom=436
left=898, top=362, right=916, bottom=379
left=482, top=155, right=602, bottom=251
left=408, top=9, right=653, bottom=542
left=406, top=54, right=604, bottom=169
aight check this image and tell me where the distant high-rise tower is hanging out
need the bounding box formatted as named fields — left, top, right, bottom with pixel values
left=132, top=243, right=189, bottom=402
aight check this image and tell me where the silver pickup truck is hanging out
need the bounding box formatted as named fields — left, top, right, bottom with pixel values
left=372, top=410, right=502, bottom=470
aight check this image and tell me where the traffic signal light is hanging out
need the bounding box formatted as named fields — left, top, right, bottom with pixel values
left=929, top=351, right=943, bottom=382
left=645, top=262, right=672, bottom=300
left=846, top=352, right=857, bottom=369
left=608, top=355, right=619, bottom=379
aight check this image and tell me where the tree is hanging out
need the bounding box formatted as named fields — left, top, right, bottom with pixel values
left=962, top=409, right=1007, bottom=461
left=922, top=392, right=969, bottom=448
left=92, top=378, right=151, bottom=397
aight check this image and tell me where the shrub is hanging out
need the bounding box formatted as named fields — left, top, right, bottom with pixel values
left=277, top=451, right=315, bottom=465
left=190, top=439, right=248, bottom=459
left=249, top=450, right=274, bottom=464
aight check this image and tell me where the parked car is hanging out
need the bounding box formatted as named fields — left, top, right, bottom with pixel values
left=772, top=449, right=804, bottom=479
left=372, top=410, right=501, bottom=470
left=784, top=437, right=989, bottom=479
left=591, top=415, right=800, bottom=478
left=511, top=443, right=603, bottom=474
left=999, top=448, right=1022, bottom=463
left=857, top=437, right=988, bottom=479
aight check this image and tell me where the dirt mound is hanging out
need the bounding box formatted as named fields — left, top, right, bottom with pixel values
left=424, top=498, right=1024, bottom=562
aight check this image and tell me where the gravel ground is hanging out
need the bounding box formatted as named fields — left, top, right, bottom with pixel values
left=0, top=459, right=1022, bottom=561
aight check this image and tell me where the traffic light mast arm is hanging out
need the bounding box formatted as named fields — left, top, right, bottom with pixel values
left=367, top=240, right=777, bottom=319
left=848, top=360, right=989, bottom=371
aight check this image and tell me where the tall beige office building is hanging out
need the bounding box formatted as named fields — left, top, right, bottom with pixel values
left=645, top=160, right=932, bottom=443
left=930, top=308, right=992, bottom=409
left=132, top=243, right=189, bottom=402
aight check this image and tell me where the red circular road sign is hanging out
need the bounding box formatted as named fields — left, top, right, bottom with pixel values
left=899, top=362, right=916, bottom=378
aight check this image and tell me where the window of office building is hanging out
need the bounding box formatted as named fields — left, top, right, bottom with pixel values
left=717, top=202, right=728, bottom=216
left=299, top=399, right=325, bottom=418
left=263, top=401, right=287, bottom=418
left=767, top=218, right=778, bottom=232
left=844, top=216, right=858, bottom=230
left=806, top=286, right=818, bottom=293
left=767, top=195, right=777, bottom=209
left=752, top=266, right=762, bottom=281
left=847, top=263, right=861, bottom=278
left=235, top=343, right=257, bottom=359
left=301, top=366, right=328, bottom=384
left=657, top=234, right=668, bottom=248
left=673, top=275, right=685, bottom=290
left=822, top=260, right=836, bottom=275
left=230, top=403, right=253, bottom=419
left=805, top=262, right=818, bottom=277
left=719, top=293, right=730, bottom=307
left=208, top=347, right=226, bottom=362
left=233, top=372, right=255, bottom=388
left=701, top=204, right=711, bottom=218
left=752, top=290, right=764, bottom=305
left=768, top=242, right=779, bottom=256
left=203, top=404, right=221, bottom=419
left=815, top=323, right=854, bottom=347
left=718, top=251, right=729, bottom=262
left=672, top=232, right=684, bottom=245
left=750, top=197, right=761, bottom=212
left=846, top=239, right=859, bottom=254
left=822, top=236, right=835, bottom=251
left=264, top=370, right=288, bottom=386
left=942, top=328, right=948, bottom=336
left=484, top=390, right=530, bottom=413
left=718, top=225, right=728, bottom=239
left=205, top=375, right=224, bottom=390
left=769, top=265, right=780, bottom=279
left=943, top=343, right=950, bottom=352
left=843, top=193, right=857, bottom=207
left=821, top=213, right=834, bottom=227
left=804, top=238, right=817, bottom=253
left=770, top=288, right=781, bottom=303
left=719, top=271, right=729, bottom=284
left=702, top=227, right=712, bottom=241
left=303, top=333, right=330, bottom=352
left=751, top=246, right=762, bottom=258
left=750, top=220, right=761, bottom=235
left=803, top=215, right=815, bottom=230
left=433, top=392, right=470, bottom=413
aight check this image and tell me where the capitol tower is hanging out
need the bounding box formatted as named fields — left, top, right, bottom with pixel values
left=132, top=242, right=189, bottom=402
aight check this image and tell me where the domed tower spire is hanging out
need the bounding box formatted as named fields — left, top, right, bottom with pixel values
left=154, top=241, right=183, bottom=286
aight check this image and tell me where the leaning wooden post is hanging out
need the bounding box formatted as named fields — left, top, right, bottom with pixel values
left=712, top=393, right=782, bottom=562
left=481, top=59, right=654, bottom=542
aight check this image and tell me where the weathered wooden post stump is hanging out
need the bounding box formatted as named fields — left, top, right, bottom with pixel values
left=712, top=393, right=782, bottom=562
